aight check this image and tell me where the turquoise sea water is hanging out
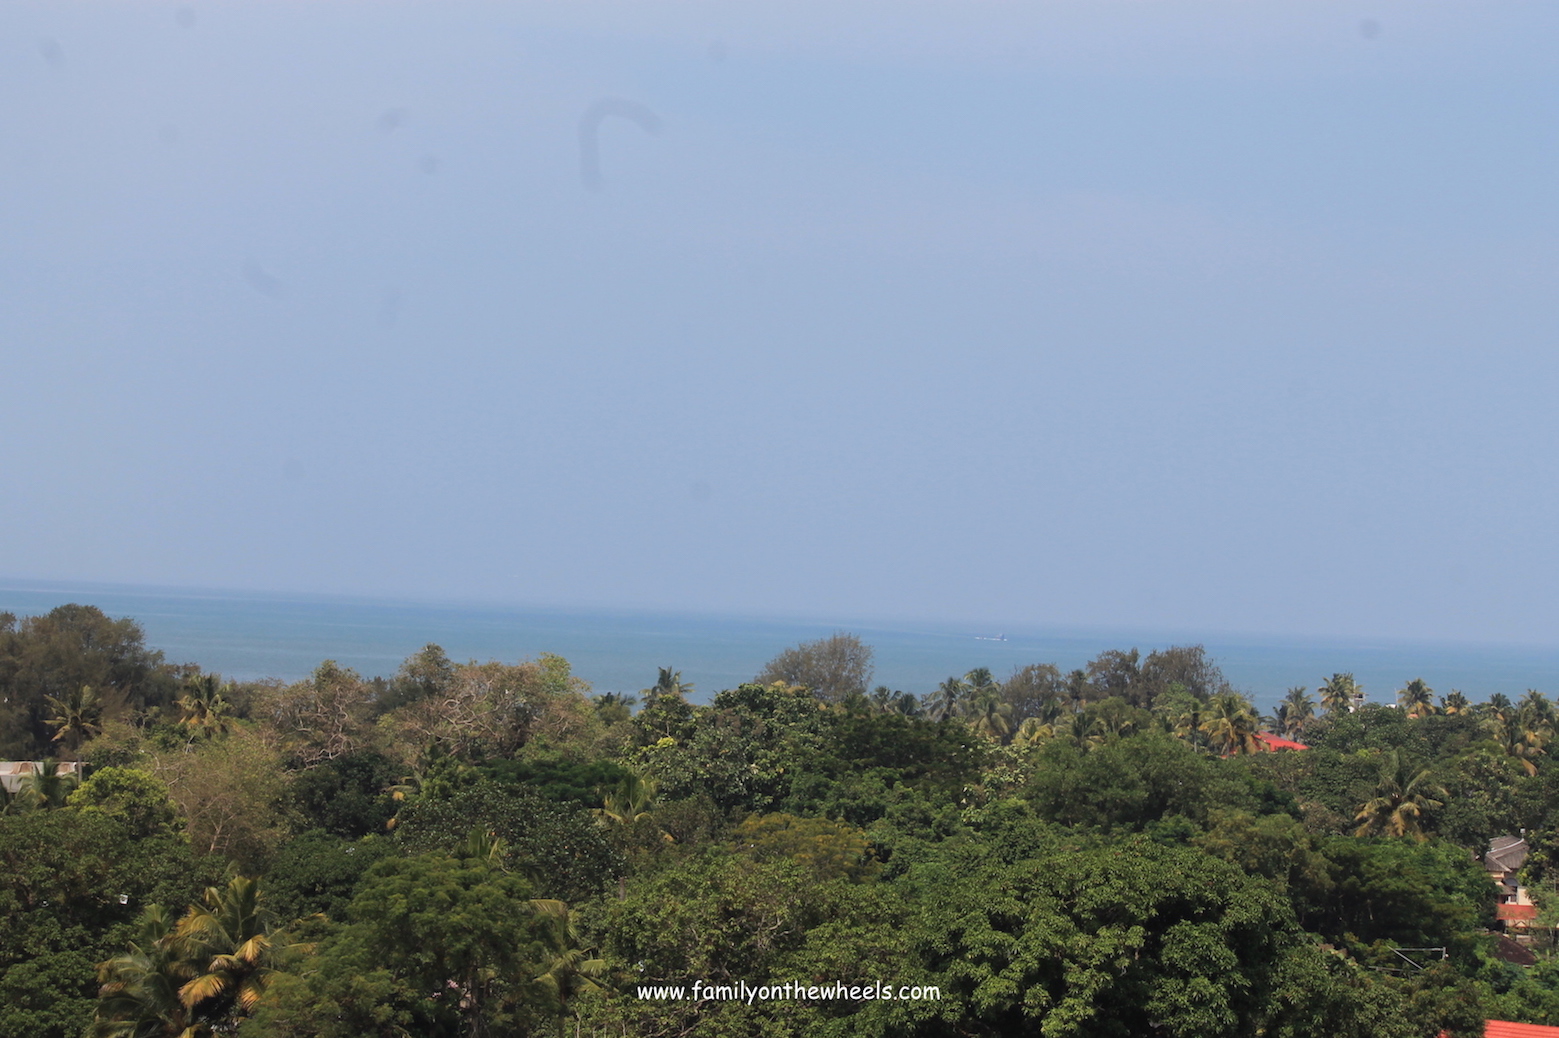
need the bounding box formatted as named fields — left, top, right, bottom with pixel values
left=6, top=579, right=1559, bottom=714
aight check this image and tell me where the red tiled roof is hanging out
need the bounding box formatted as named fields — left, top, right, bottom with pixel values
left=1255, top=732, right=1309, bottom=751
left=1487, top=1021, right=1559, bottom=1038
left=1498, top=904, right=1539, bottom=922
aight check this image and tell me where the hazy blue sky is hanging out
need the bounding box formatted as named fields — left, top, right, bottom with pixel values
left=4, top=1, right=1558, bottom=644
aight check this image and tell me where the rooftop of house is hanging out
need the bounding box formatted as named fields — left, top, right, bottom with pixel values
left=1488, top=835, right=1530, bottom=875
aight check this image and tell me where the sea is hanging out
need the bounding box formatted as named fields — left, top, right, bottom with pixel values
left=5, top=578, right=1559, bottom=714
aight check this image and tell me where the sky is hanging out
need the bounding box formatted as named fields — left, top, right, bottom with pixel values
left=3, top=1, right=1558, bottom=645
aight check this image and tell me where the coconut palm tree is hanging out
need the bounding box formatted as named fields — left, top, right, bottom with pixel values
left=45, top=684, right=104, bottom=756
left=177, top=675, right=231, bottom=738
left=1012, top=715, right=1055, bottom=747
left=10, top=758, right=80, bottom=812
left=1319, top=673, right=1362, bottom=716
left=91, top=904, right=202, bottom=1038
left=643, top=667, right=694, bottom=703
left=1282, top=686, right=1315, bottom=736
left=1486, top=708, right=1546, bottom=776
left=1441, top=690, right=1470, bottom=715
left=1167, top=699, right=1208, bottom=752
left=962, top=688, right=1014, bottom=742
left=1064, top=670, right=1090, bottom=713
left=1200, top=693, right=1263, bottom=756
left=531, top=900, right=609, bottom=1038
left=1353, top=751, right=1446, bottom=839
left=926, top=676, right=969, bottom=722
left=172, top=877, right=277, bottom=1019
left=964, top=667, right=1000, bottom=698
left=1520, top=689, right=1555, bottom=731
left=1397, top=678, right=1436, bottom=718
left=593, top=771, right=659, bottom=827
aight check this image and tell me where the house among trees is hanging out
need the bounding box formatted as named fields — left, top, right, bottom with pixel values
left=0, top=759, right=84, bottom=794
left=1487, top=835, right=1539, bottom=935
left=1254, top=732, right=1309, bottom=751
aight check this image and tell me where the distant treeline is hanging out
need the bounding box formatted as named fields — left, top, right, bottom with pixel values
left=5, top=605, right=1559, bottom=1038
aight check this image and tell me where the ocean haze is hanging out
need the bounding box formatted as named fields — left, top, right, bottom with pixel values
left=3, top=2, right=1557, bottom=644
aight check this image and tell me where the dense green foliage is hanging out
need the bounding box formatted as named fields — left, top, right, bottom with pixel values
left=7, top=608, right=1559, bottom=1037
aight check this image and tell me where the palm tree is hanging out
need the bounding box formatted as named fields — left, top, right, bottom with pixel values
left=1485, top=707, right=1547, bottom=776
left=1353, top=751, right=1447, bottom=839
left=11, top=759, right=80, bottom=811
left=1060, top=712, right=1104, bottom=750
left=926, top=676, right=969, bottom=721
left=45, top=684, right=104, bottom=756
left=172, top=877, right=277, bottom=1019
left=964, top=667, right=1000, bottom=697
left=1167, top=700, right=1208, bottom=752
left=1521, top=689, right=1555, bottom=731
left=91, top=905, right=201, bottom=1038
left=593, top=772, right=659, bottom=827
left=962, top=688, right=1013, bottom=742
left=1064, top=670, right=1090, bottom=713
left=643, top=667, right=694, bottom=703
left=177, top=675, right=231, bottom=738
left=1200, top=693, right=1263, bottom=756
left=1441, top=690, right=1470, bottom=715
left=1012, top=715, right=1055, bottom=747
left=1280, top=686, right=1315, bottom=738
left=1319, top=673, right=1361, bottom=716
left=531, top=900, right=609, bottom=1038
left=1397, top=678, right=1436, bottom=718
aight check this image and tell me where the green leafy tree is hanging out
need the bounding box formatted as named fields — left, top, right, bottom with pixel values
left=67, top=767, right=182, bottom=838
left=244, top=849, right=555, bottom=1038
left=901, top=840, right=1295, bottom=1038
left=392, top=780, right=621, bottom=902
left=1, top=605, right=181, bottom=758
left=0, top=810, right=218, bottom=1038
left=755, top=632, right=874, bottom=702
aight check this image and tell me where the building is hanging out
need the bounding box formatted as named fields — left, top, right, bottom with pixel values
left=0, top=760, right=84, bottom=795
left=1486, top=835, right=1539, bottom=935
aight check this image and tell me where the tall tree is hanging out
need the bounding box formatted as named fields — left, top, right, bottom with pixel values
left=177, top=675, right=231, bottom=739
left=1, top=605, right=180, bottom=758
left=1280, top=686, right=1315, bottom=738
left=44, top=685, right=104, bottom=757
left=754, top=633, right=874, bottom=702
left=1319, top=673, right=1362, bottom=716
left=643, top=667, right=694, bottom=703
left=172, top=876, right=278, bottom=1020
left=1397, top=678, right=1436, bottom=719
left=1354, top=751, right=1448, bottom=839
left=927, top=676, right=969, bottom=722
left=1200, top=693, right=1263, bottom=756
left=962, top=687, right=1014, bottom=742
